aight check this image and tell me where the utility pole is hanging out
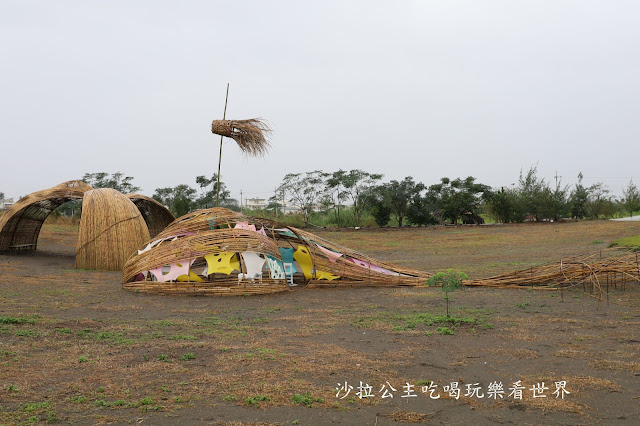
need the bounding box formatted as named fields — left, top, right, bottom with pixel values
left=554, top=171, right=562, bottom=189
left=282, top=189, right=285, bottom=217
left=240, top=190, right=243, bottom=213
left=274, top=187, right=279, bottom=216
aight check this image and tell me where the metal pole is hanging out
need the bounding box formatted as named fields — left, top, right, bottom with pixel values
left=216, top=83, right=230, bottom=207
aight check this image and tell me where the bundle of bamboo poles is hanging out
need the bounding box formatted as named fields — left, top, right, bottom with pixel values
left=468, top=248, right=640, bottom=307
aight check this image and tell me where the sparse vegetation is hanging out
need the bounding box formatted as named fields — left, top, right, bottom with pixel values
left=427, top=269, right=469, bottom=317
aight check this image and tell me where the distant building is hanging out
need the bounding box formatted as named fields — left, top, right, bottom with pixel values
left=0, top=198, right=14, bottom=210
left=244, top=197, right=267, bottom=210
left=242, top=197, right=302, bottom=214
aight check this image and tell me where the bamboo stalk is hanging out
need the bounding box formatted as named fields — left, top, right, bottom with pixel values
left=216, top=83, right=230, bottom=207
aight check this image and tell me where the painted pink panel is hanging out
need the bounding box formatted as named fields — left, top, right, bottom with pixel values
left=234, top=221, right=257, bottom=232
left=349, top=258, right=397, bottom=275
left=150, top=259, right=195, bottom=282
left=316, top=244, right=343, bottom=262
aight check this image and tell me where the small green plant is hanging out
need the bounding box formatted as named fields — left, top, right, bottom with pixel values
left=179, top=353, right=195, bottom=361
left=71, top=395, right=87, bottom=403
left=292, top=392, right=323, bottom=407
left=96, top=386, right=105, bottom=393
left=427, top=269, right=468, bottom=317
left=437, top=326, right=454, bottom=335
left=134, top=397, right=154, bottom=407
left=223, top=394, right=238, bottom=401
left=6, top=384, right=19, bottom=392
left=515, top=302, right=530, bottom=308
left=591, top=239, right=603, bottom=244
left=158, top=354, right=170, bottom=362
left=23, top=402, right=49, bottom=412
left=245, top=394, right=271, bottom=407
left=78, top=355, right=89, bottom=363
left=0, top=316, right=35, bottom=324
left=169, top=334, right=198, bottom=341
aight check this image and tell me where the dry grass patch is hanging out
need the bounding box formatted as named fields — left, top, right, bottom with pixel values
left=381, top=410, right=436, bottom=423
left=590, top=359, right=640, bottom=372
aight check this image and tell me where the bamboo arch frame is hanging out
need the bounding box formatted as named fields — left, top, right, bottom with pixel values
left=0, top=181, right=175, bottom=270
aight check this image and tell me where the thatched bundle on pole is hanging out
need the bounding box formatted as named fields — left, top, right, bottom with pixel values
left=76, top=189, right=151, bottom=271
left=211, top=118, right=272, bottom=157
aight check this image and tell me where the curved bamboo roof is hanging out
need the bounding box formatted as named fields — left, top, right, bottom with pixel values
left=127, top=193, right=175, bottom=238
left=0, top=181, right=175, bottom=271
left=0, top=180, right=91, bottom=251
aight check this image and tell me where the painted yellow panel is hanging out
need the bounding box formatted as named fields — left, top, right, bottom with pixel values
left=293, top=246, right=314, bottom=279
left=204, top=252, right=240, bottom=275
left=316, top=270, right=340, bottom=281
left=176, top=271, right=204, bottom=282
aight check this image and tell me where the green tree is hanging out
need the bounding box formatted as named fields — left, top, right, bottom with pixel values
left=516, top=166, right=547, bottom=221
left=377, top=177, right=425, bottom=227
left=267, top=187, right=285, bottom=216
left=486, top=187, right=520, bottom=223
left=428, top=177, right=491, bottom=224
left=621, top=180, right=640, bottom=217
left=570, top=173, right=589, bottom=219
left=362, top=186, right=392, bottom=227
left=586, top=183, right=617, bottom=218
left=427, top=269, right=468, bottom=318
left=153, top=185, right=197, bottom=217
left=278, top=171, right=328, bottom=223
left=538, top=182, right=569, bottom=221
left=325, top=170, right=348, bottom=226
left=332, top=170, right=383, bottom=227
left=406, top=192, right=438, bottom=226
left=81, top=172, right=140, bottom=193
left=195, top=173, right=232, bottom=209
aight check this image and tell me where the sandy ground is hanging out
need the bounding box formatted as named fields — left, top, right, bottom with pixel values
left=0, top=220, right=639, bottom=425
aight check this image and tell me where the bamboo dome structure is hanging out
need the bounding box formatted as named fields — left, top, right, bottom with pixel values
left=76, top=189, right=151, bottom=271
left=0, top=180, right=174, bottom=271
left=122, top=207, right=432, bottom=296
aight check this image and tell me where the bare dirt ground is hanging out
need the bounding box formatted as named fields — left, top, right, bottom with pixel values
left=1, top=220, right=639, bottom=425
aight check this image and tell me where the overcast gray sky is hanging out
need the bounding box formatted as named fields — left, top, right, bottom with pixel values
left=1, top=0, right=639, bottom=202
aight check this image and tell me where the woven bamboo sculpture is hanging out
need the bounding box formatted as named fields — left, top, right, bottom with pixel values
left=0, top=181, right=174, bottom=271
left=122, top=207, right=432, bottom=296
left=76, top=189, right=151, bottom=271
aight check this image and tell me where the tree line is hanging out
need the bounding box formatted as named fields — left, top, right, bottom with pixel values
left=48, top=168, right=640, bottom=225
